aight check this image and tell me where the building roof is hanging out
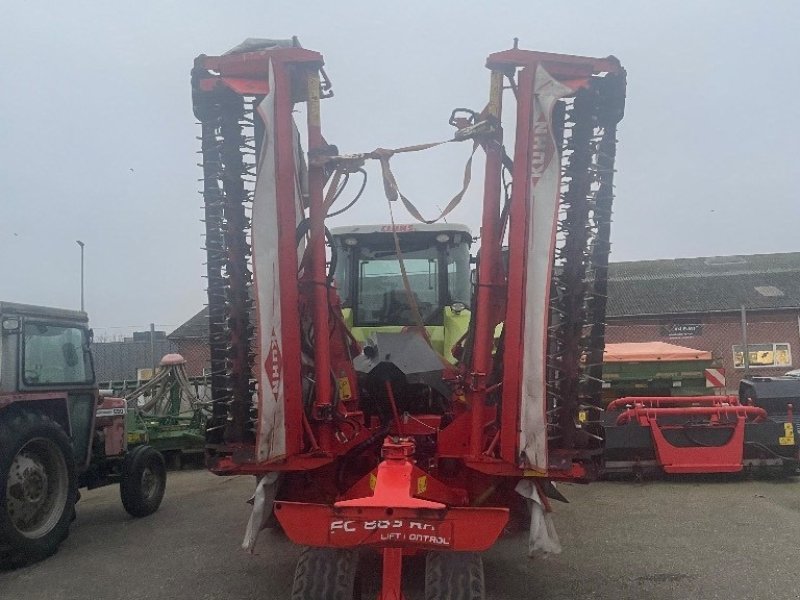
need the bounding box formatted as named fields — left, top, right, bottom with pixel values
left=168, top=307, right=208, bottom=340
left=606, top=252, right=800, bottom=317
left=170, top=252, right=800, bottom=339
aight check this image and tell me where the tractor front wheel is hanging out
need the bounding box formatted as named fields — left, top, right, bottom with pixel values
left=120, top=445, right=166, bottom=517
left=291, top=547, right=359, bottom=600
left=425, top=551, right=485, bottom=600
left=0, top=410, right=77, bottom=568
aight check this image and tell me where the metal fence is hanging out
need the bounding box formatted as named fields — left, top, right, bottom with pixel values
left=92, top=339, right=176, bottom=382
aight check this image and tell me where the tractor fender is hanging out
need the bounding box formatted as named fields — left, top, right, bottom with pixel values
left=0, top=394, right=71, bottom=438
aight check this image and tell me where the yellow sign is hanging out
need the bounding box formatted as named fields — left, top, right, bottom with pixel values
left=733, top=344, right=792, bottom=368
left=337, top=377, right=353, bottom=401
left=369, top=473, right=377, bottom=491
left=779, top=422, right=795, bottom=446
left=578, top=410, right=588, bottom=423
left=416, top=476, right=428, bottom=495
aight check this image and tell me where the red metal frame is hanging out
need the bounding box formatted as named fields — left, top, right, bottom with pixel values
left=481, top=53, right=621, bottom=469
left=306, top=70, right=335, bottom=427
left=195, top=43, right=624, bottom=598
left=467, top=70, right=504, bottom=459
left=275, top=438, right=508, bottom=551
left=614, top=404, right=768, bottom=473
left=615, top=405, right=767, bottom=426
left=197, top=43, right=621, bottom=476
left=606, top=395, right=740, bottom=411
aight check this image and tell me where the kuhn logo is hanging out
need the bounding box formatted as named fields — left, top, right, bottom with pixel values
left=530, top=117, right=554, bottom=185
left=264, top=328, right=282, bottom=399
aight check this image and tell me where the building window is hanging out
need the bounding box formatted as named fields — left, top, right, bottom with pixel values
left=732, top=343, right=792, bottom=369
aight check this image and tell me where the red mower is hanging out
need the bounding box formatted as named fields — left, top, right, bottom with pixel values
left=191, top=38, right=626, bottom=599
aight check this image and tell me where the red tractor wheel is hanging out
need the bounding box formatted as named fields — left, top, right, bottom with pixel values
left=425, top=551, right=485, bottom=600
left=291, top=547, right=359, bottom=600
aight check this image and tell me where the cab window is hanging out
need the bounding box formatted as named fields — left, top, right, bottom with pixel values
left=356, top=251, right=439, bottom=326
left=23, top=323, right=94, bottom=385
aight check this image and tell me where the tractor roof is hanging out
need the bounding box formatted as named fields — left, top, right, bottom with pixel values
left=331, top=223, right=472, bottom=239
left=0, top=301, right=88, bottom=323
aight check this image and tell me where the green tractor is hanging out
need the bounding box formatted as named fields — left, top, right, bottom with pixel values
left=331, top=224, right=473, bottom=363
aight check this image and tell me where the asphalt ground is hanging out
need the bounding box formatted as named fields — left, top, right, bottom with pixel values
left=1, top=469, right=799, bottom=600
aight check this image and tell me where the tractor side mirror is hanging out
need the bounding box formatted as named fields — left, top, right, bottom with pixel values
left=62, top=343, right=80, bottom=367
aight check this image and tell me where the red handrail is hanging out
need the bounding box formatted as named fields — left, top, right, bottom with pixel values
left=607, top=395, right=739, bottom=412
left=615, top=405, right=767, bottom=426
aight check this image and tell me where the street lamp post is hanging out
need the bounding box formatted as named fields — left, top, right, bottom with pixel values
left=76, top=240, right=85, bottom=312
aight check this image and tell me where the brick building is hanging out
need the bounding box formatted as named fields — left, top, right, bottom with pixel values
left=167, top=309, right=210, bottom=377
left=170, top=252, right=800, bottom=392
left=605, top=252, right=800, bottom=392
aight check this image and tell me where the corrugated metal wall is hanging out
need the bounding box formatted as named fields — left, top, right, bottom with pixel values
left=92, top=339, right=176, bottom=382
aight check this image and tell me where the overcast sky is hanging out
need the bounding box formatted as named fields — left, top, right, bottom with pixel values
left=2, top=1, right=798, bottom=336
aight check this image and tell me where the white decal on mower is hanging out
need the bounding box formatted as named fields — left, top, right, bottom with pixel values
left=407, top=534, right=449, bottom=545
left=329, top=519, right=451, bottom=546
left=330, top=520, right=357, bottom=533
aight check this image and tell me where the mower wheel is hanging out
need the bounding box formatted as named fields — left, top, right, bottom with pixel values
left=120, top=445, right=166, bottom=518
left=0, top=410, right=77, bottom=568
left=425, top=551, right=485, bottom=600
left=291, top=547, right=358, bottom=600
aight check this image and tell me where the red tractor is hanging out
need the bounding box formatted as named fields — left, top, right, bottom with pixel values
left=0, top=302, right=167, bottom=567
left=192, top=39, right=625, bottom=598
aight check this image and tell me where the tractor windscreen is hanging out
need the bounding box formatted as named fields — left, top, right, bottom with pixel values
left=334, top=233, right=471, bottom=327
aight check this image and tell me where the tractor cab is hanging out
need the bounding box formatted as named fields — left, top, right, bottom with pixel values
left=0, top=302, right=167, bottom=567
left=331, top=224, right=472, bottom=362
left=0, top=302, right=97, bottom=468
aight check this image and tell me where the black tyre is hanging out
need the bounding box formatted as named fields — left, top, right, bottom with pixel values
left=425, top=551, right=485, bottom=600
left=291, top=547, right=358, bottom=600
left=120, top=445, right=166, bottom=518
left=0, top=410, right=77, bottom=568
